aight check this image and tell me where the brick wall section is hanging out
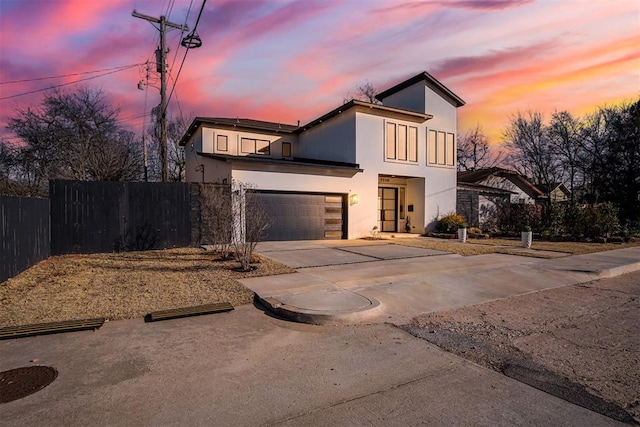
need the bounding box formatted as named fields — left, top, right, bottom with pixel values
left=457, top=189, right=479, bottom=227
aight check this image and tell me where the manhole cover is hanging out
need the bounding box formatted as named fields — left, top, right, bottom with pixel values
left=0, top=366, right=57, bottom=404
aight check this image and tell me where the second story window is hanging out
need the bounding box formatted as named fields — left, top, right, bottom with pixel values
left=386, top=122, right=418, bottom=163
left=427, top=129, right=455, bottom=166
left=241, top=138, right=270, bottom=155
left=216, top=135, right=228, bottom=152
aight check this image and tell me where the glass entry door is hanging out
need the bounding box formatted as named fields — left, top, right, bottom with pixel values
left=378, top=187, right=397, bottom=232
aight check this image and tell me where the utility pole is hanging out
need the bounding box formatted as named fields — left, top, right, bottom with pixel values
left=132, top=10, right=188, bottom=182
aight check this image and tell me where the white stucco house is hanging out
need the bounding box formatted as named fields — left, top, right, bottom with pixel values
left=179, top=71, right=465, bottom=240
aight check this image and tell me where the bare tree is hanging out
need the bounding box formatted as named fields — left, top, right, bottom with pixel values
left=343, top=80, right=381, bottom=104
left=231, top=182, right=272, bottom=271
left=457, top=124, right=503, bottom=171
left=148, top=109, right=189, bottom=182
left=85, top=129, right=143, bottom=181
left=200, top=183, right=233, bottom=258
left=547, top=111, right=583, bottom=202
left=0, top=140, right=32, bottom=196
left=5, top=87, right=144, bottom=192
left=503, top=110, right=563, bottom=195
left=582, top=101, right=640, bottom=222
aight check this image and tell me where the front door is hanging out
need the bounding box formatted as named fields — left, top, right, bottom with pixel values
left=378, top=187, right=397, bottom=232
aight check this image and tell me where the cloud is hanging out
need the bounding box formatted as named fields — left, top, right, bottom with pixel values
left=372, top=0, right=531, bottom=13
left=1, top=0, right=638, bottom=147
left=456, top=33, right=640, bottom=142
left=201, top=0, right=336, bottom=53
left=431, top=40, right=558, bottom=79
left=442, top=0, right=533, bottom=10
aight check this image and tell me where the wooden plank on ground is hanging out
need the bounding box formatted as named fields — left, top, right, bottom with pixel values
left=146, top=302, right=234, bottom=322
left=0, top=318, right=105, bottom=340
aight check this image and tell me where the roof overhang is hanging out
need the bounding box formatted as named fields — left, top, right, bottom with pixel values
left=198, top=152, right=363, bottom=178
left=457, top=182, right=516, bottom=195
left=180, top=117, right=298, bottom=146
left=295, top=100, right=431, bottom=133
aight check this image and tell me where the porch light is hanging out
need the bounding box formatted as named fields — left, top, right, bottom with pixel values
left=349, top=193, right=359, bottom=205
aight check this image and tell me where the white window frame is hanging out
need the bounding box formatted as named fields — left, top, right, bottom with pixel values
left=427, top=129, right=455, bottom=167
left=216, top=134, right=228, bottom=152
left=385, top=121, right=418, bottom=164
left=240, top=137, right=270, bottom=155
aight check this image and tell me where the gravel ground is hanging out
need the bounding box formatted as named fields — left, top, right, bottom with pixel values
left=402, top=270, right=640, bottom=424
left=0, top=248, right=294, bottom=327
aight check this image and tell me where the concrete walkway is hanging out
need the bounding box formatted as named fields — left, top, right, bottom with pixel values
left=242, top=241, right=640, bottom=325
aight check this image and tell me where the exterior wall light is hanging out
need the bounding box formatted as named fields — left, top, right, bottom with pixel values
left=349, top=194, right=359, bottom=206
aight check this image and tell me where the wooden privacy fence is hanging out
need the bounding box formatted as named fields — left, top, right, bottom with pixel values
left=1, top=196, right=50, bottom=283
left=49, top=180, right=200, bottom=255
left=1, top=181, right=229, bottom=282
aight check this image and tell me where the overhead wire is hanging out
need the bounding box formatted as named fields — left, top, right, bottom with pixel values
left=169, top=0, right=195, bottom=80
left=166, top=0, right=206, bottom=107
left=0, top=64, right=145, bottom=85
left=0, top=64, right=143, bottom=101
left=167, top=71, right=185, bottom=120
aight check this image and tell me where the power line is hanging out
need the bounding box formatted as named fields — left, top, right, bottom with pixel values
left=169, top=0, right=195, bottom=80
left=0, top=64, right=142, bottom=101
left=132, top=9, right=188, bottom=182
left=167, top=71, right=185, bottom=119
left=0, top=64, right=143, bottom=85
left=167, top=0, right=206, bottom=106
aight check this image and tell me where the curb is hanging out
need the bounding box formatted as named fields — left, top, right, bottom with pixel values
left=542, top=260, right=640, bottom=280
left=254, top=294, right=384, bottom=325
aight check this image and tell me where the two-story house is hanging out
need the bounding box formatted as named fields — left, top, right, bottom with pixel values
left=179, top=71, right=465, bottom=240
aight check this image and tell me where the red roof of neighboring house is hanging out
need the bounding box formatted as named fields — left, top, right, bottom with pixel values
left=457, top=182, right=515, bottom=195
left=457, top=168, right=545, bottom=199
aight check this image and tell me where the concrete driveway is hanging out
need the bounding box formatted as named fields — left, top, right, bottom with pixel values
left=243, top=241, right=640, bottom=325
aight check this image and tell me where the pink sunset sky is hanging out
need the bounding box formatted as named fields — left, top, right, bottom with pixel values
left=1, top=0, right=638, bottom=145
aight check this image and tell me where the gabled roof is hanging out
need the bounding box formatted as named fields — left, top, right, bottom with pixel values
left=295, top=99, right=431, bottom=133
left=179, top=117, right=298, bottom=145
left=375, top=71, right=466, bottom=107
left=458, top=168, right=545, bottom=199
left=457, top=182, right=515, bottom=195
left=537, top=182, right=571, bottom=196
left=179, top=100, right=433, bottom=145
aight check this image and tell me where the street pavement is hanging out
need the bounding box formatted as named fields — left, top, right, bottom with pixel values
left=0, top=305, right=623, bottom=426
left=2, top=241, right=638, bottom=425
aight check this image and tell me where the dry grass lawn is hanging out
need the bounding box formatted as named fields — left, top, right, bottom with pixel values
left=385, top=236, right=640, bottom=258
left=2, top=238, right=637, bottom=328
left=0, top=248, right=294, bottom=327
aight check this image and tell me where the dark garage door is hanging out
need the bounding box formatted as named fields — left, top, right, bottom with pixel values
left=257, top=192, right=346, bottom=241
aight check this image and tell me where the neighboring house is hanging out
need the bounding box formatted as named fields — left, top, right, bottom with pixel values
left=457, top=168, right=546, bottom=205
left=457, top=168, right=548, bottom=229
left=456, top=182, right=513, bottom=228
left=180, top=71, right=465, bottom=241
left=537, top=183, right=572, bottom=203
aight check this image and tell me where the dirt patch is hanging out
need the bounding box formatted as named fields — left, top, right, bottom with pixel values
left=386, top=236, right=639, bottom=259
left=0, top=248, right=294, bottom=327
left=402, top=270, right=640, bottom=424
